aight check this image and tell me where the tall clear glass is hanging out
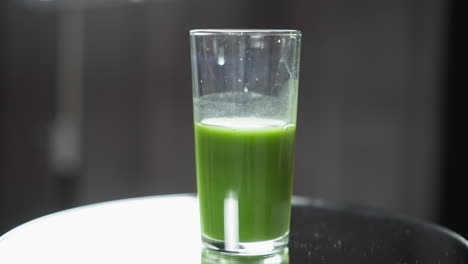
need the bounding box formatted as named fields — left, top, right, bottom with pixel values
left=190, top=29, right=301, bottom=255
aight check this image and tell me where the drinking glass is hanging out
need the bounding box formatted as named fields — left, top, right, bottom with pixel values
left=190, top=29, right=301, bottom=255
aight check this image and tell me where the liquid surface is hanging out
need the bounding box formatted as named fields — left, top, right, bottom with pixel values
left=194, top=117, right=296, bottom=242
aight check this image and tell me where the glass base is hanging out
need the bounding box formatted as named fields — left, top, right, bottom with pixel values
left=202, top=233, right=289, bottom=256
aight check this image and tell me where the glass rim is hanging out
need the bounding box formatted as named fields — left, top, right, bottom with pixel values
left=190, top=29, right=301, bottom=36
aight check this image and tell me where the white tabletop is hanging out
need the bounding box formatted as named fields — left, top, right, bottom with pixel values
left=0, top=194, right=201, bottom=264
left=3, top=194, right=467, bottom=264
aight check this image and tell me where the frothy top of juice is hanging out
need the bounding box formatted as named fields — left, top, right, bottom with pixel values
left=200, top=117, right=289, bottom=129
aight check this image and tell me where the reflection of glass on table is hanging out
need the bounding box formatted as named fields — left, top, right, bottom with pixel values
left=201, top=247, right=289, bottom=264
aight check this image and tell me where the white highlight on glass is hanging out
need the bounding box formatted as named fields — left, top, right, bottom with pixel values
left=224, top=191, right=239, bottom=251
left=217, top=47, right=225, bottom=65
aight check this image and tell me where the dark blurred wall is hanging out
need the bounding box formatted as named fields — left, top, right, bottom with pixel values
left=1, top=0, right=448, bottom=235
left=290, top=0, right=445, bottom=220
left=440, top=0, right=464, bottom=238
left=1, top=0, right=60, bottom=233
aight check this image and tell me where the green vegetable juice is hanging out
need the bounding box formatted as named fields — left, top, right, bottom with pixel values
left=194, top=117, right=296, bottom=242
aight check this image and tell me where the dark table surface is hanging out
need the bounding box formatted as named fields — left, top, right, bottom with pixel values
left=0, top=194, right=467, bottom=263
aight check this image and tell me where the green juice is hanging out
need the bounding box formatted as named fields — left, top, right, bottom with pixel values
left=194, top=117, right=296, bottom=242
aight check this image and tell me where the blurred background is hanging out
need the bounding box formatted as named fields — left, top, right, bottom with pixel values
left=0, top=0, right=463, bottom=237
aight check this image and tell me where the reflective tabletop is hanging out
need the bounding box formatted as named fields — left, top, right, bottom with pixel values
left=0, top=194, right=467, bottom=263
